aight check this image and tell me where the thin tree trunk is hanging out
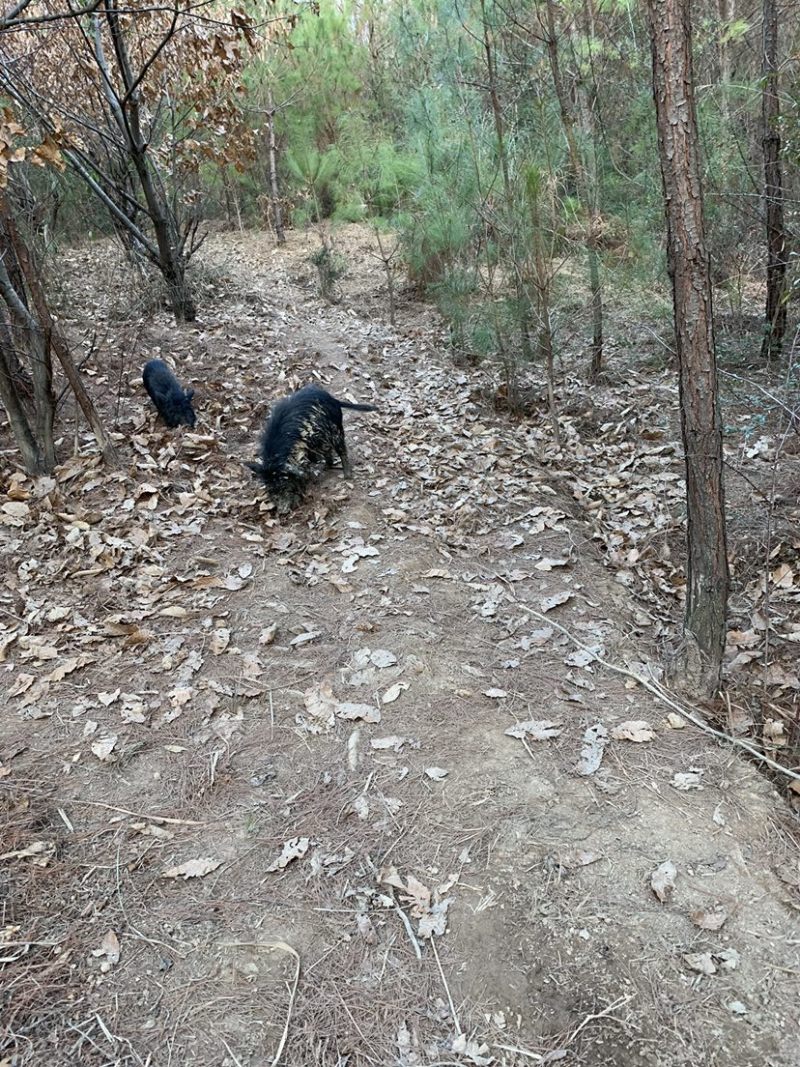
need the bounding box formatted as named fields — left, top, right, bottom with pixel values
left=5, top=212, right=118, bottom=467
left=0, top=338, right=44, bottom=473
left=30, top=326, right=54, bottom=468
left=0, top=210, right=56, bottom=467
left=266, top=93, right=286, bottom=245
left=374, top=228, right=396, bottom=326
left=544, top=0, right=604, bottom=381
left=760, top=0, right=787, bottom=360
left=716, top=0, right=735, bottom=122
left=480, top=0, right=532, bottom=363
left=526, top=169, right=561, bottom=448
left=100, top=1, right=197, bottom=322
left=644, top=0, right=729, bottom=695
left=717, top=0, right=735, bottom=84
left=0, top=220, right=56, bottom=472
left=221, top=167, right=235, bottom=229
left=0, top=315, right=33, bottom=402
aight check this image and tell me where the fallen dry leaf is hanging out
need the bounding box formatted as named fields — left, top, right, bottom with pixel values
left=209, top=628, right=230, bottom=654
left=690, top=906, right=729, bottom=931
left=300, top=681, right=337, bottom=733
left=451, top=1033, right=493, bottom=1066
left=418, top=897, right=452, bottom=938
left=337, top=701, right=381, bottom=723
left=425, top=767, right=448, bottom=781
left=162, top=857, right=222, bottom=880
left=370, top=649, right=398, bottom=668
left=290, top=629, right=321, bottom=647
left=90, top=736, right=118, bottom=762
left=266, top=837, right=310, bottom=873
left=650, top=860, right=677, bottom=902
left=535, top=557, right=570, bottom=571
left=382, top=682, right=408, bottom=704
left=611, top=720, right=655, bottom=742
left=159, top=605, right=187, bottom=618
left=371, top=735, right=410, bottom=751
left=401, top=874, right=431, bottom=917
left=576, top=722, right=608, bottom=776
left=99, top=929, right=121, bottom=965
left=0, top=840, right=55, bottom=865
left=683, top=951, right=717, bottom=975
left=8, top=673, right=36, bottom=697
left=717, top=948, right=740, bottom=970
left=540, top=590, right=574, bottom=613
left=671, top=769, right=704, bottom=791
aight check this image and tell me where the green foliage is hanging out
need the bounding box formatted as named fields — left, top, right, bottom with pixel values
left=310, top=241, right=347, bottom=303
left=337, top=123, right=424, bottom=217
left=76, top=0, right=789, bottom=371
left=286, top=146, right=341, bottom=220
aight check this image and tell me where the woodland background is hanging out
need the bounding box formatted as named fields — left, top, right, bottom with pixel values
left=0, top=3, right=799, bottom=1065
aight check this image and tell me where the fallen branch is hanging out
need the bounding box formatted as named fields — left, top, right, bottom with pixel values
left=566, top=993, right=636, bottom=1044
left=431, top=936, right=461, bottom=1037
left=67, top=798, right=210, bottom=825
left=217, top=940, right=300, bottom=1067
left=507, top=596, right=800, bottom=783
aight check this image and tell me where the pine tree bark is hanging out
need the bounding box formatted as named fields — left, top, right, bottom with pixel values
left=759, top=0, right=787, bottom=360
left=643, top=0, right=729, bottom=695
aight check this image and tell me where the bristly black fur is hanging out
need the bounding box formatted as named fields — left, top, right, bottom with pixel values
left=142, top=359, right=196, bottom=428
left=247, top=384, right=377, bottom=512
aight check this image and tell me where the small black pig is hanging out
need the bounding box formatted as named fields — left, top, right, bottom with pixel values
left=142, top=359, right=196, bottom=428
left=247, top=384, right=376, bottom=511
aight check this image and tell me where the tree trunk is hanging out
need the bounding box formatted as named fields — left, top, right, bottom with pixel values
left=4, top=209, right=118, bottom=467
left=0, top=337, right=45, bottom=474
left=0, top=209, right=55, bottom=471
left=544, top=0, right=604, bottom=381
left=759, top=0, right=787, bottom=360
left=132, top=157, right=197, bottom=322
left=266, top=94, right=286, bottom=245
left=1, top=212, right=56, bottom=468
left=717, top=0, right=735, bottom=80
left=526, top=168, right=561, bottom=448
left=101, top=1, right=197, bottom=322
left=643, top=0, right=729, bottom=696
left=480, top=0, right=532, bottom=364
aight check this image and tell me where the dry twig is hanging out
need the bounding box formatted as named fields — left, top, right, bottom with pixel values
left=217, top=940, right=300, bottom=1067
left=507, top=596, right=800, bottom=783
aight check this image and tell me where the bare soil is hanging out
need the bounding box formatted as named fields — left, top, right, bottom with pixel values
left=1, top=225, right=799, bottom=1067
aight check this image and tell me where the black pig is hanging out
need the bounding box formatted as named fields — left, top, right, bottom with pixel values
left=247, top=384, right=376, bottom=511
left=142, top=359, right=196, bottom=428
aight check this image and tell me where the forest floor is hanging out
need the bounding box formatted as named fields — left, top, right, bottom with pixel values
left=1, top=224, right=799, bottom=1067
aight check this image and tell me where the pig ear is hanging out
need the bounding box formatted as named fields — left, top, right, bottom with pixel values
left=186, top=388, right=195, bottom=401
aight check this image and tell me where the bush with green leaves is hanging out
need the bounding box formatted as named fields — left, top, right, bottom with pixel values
left=310, top=241, right=347, bottom=303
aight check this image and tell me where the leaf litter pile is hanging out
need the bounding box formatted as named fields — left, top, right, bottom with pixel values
left=1, top=227, right=799, bottom=1067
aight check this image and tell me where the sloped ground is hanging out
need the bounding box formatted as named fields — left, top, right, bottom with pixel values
left=1, top=226, right=799, bottom=1067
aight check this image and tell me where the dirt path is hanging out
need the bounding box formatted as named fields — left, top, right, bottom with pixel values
left=1, top=228, right=798, bottom=1067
